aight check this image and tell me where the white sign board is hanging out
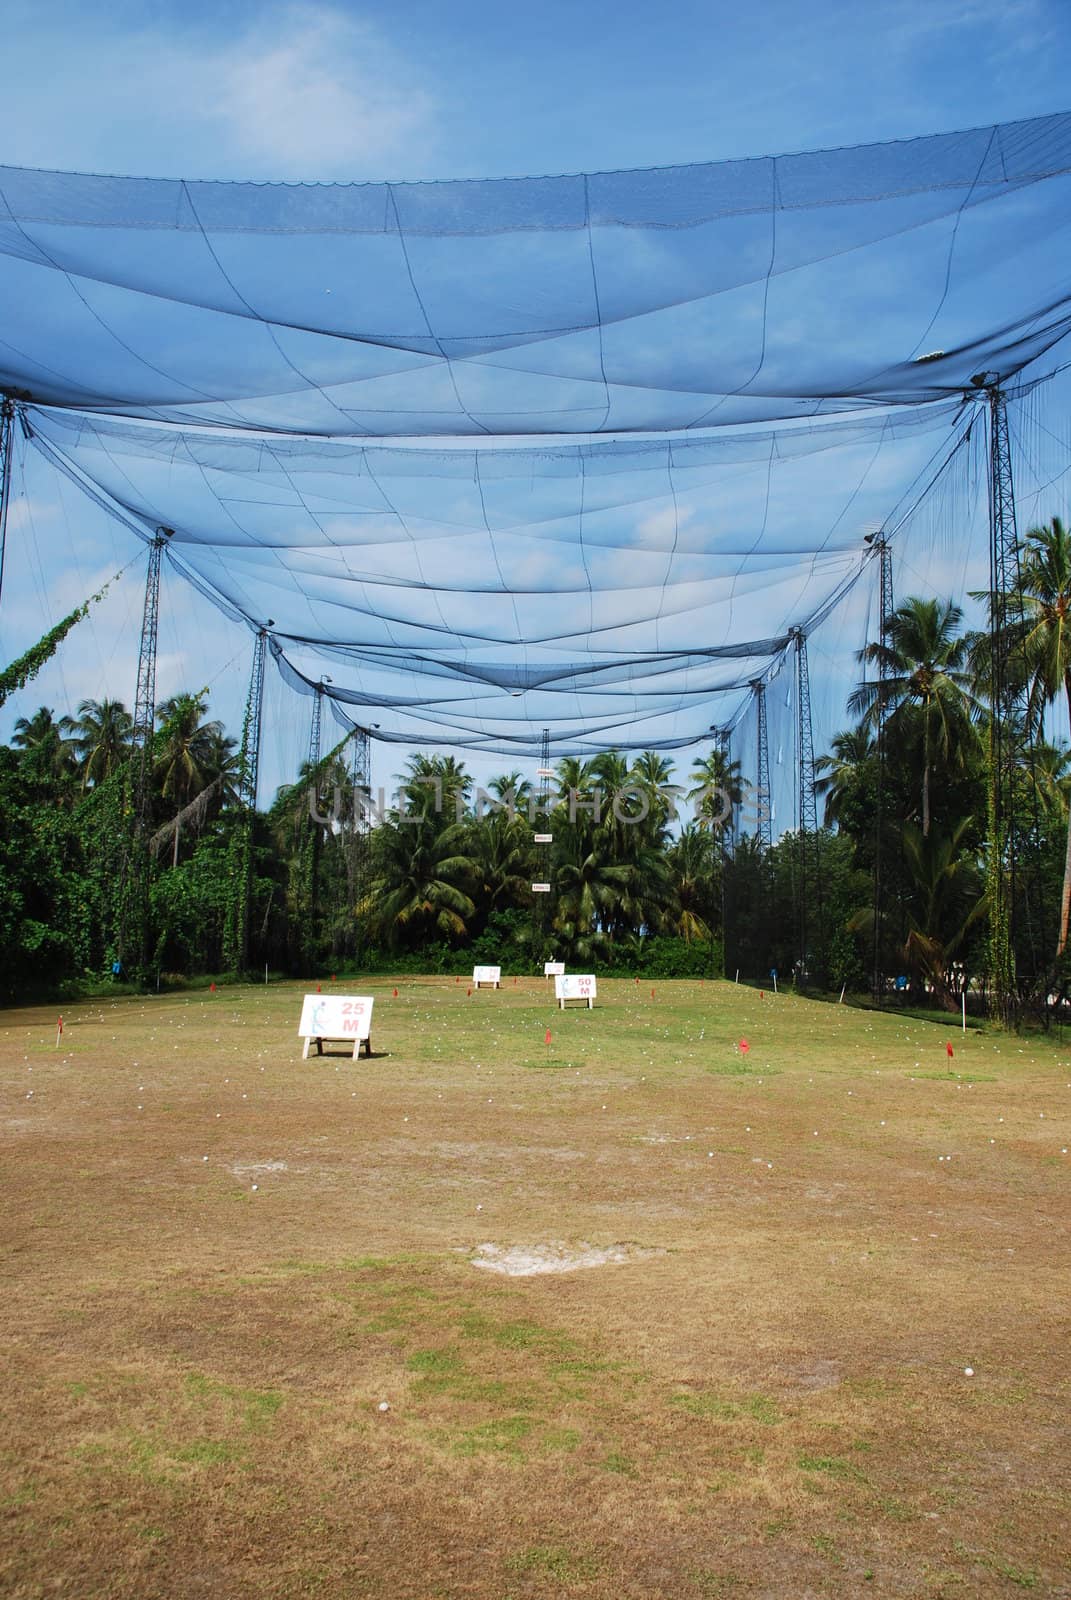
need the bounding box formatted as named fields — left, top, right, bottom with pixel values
left=544, top=961, right=565, bottom=978
left=472, top=965, right=502, bottom=989
left=532, top=882, right=551, bottom=893
left=533, top=833, right=553, bottom=844
left=298, top=994, right=374, bottom=1060
left=555, top=973, right=596, bottom=1009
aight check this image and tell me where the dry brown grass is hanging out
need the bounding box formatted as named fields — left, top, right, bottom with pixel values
left=1, top=977, right=1069, bottom=1598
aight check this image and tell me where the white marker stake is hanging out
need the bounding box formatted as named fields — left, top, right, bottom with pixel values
left=734, top=969, right=739, bottom=984
left=265, top=962, right=269, bottom=986
left=773, top=972, right=778, bottom=994
left=962, top=992, right=967, bottom=1033
left=839, top=983, right=846, bottom=1004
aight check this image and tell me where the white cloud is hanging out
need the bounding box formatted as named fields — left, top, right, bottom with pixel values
left=2, top=3, right=437, bottom=180
left=196, top=7, right=435, bottom=174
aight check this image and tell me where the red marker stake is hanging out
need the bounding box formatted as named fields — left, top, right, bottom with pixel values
left=739, top=1037, right=750, bottom=1058
left=393, top=988, right=399, bottom=998
left=209, top=982, right=216, bottom=993
left=316, top=983, right=321, bottom=994
left=650, top=988, right=655, bottom=1000
left=467, top=987, right=472, bottom=997
left=946, top=1042, right=954, bottom=1060
left=545, top=1028, right=552, bottom=1046
left=55, top=1016, right=63, bottom=1048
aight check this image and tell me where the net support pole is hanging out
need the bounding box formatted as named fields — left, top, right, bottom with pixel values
left=347, top=723, right=371, bottom=954
left=870, top=534, right=893, bottom=1003
left=118, top=526, right=171, bottom=976
left=752, top=680, right=772, bottom=850
left=303, top=678, right=326, bottom=968
left=0, top=397, right=15, bottom=611
left=716, top=725, right=733, bottom=978
left=229, top=624, right=269, bottom=974
left=793, top=628, right=823, bottom=985
left=976, top=376, right=1020, bottom=1024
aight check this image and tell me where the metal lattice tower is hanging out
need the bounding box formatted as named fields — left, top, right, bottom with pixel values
left=302, top=680, right=327, bottom=963
left=308, top=681, right=324, bottom=772
left=793, top=629, right=823, bottom=982
left=240, top=628, right=268, bottom=812
left=229, top=625, right=270, bottom=972
left=0, top=397, right=15, bottom=608
left=752, top=680, right=772, bottom=850
left=868, top=534, right=894, bottom=1002
left=131, top=530, right=171, bottom=832
left=118, top=527, right=171, bottom=972
left=975, top=376, right=1022, bottom=1022
left=347, top=723, right=372, bottom=946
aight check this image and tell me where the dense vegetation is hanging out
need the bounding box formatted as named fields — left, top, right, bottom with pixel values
left=3, top=517, right=1071, bottom=1010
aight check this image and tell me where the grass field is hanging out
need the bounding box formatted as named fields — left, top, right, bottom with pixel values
left=1, top=977, right=1069, bottom=1599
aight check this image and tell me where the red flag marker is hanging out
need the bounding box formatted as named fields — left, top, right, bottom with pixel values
left=759, top=991, right=764, bottom=1001
left=392, top=987, right=399, bottom=998
left=513, top=976, right=518, bottom=985
left=739, top=1037, right=750, bottom=1057
left=545, top=1028, right=552, bottom=1046
left=55, top=1016, right=63, bottom=1048
left=946, top=1042, right=954, bottom=1059
left=650, top=988, right=655, bottom=1000
left=316, top=983, right=321, bottom=994
left=455, top=976, right=459, bottom=984
left=209, top=982, right=216, bottom=993
left=331, top=973, right=336, bottom=983
left=634, top=977, right=640, bottom=984
left=467, top=987, right=472, bottom=997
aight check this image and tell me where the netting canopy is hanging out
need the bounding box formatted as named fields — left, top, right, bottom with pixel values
left=6, top=113, right=1071, bottom=755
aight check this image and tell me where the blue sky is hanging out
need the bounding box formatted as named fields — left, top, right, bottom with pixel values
left=2, top=0, right=1069, bottom=802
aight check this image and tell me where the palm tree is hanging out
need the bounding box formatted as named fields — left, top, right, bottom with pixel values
left=629, top=750, right=679, bottom=845
left=1006, top=516, right=1071, bottom=955
left=1028, top=739, right=1071, bottom=822
left=688, top=745, right=743, bottom=831
left=154, top=692, right=226, bottom=866
left=63, top=698, right=133, bottom=789
left=850, top=597, right=977, bottom=838
left=898, top=818, right=986, bottom=1008
left=667, top=823, right=718, bottom=942
left=553, top=838, right=632, bottom=961
left=397, top=753, right=471, bottom=826
left=368, top=816, right=476, bottom=948
left=12, top=706, right=76, bottom=785
left=814, top=723, right=875, bottom=829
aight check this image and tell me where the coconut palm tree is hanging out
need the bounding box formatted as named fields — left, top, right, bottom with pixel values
left=814, top=723, right=875, bottom=829
left=688, top=745, right=743, bottom=831
left=667, top=823, right=718, bottom=942
left=368, top=815, right=476, bottom=948
left=154, top=693, right=226, bottom=866
left=397, top=752, right=472, bottom=826
left=63, top=698, right=133, bottom=789
left=628, top=749, right=679, bottom=845
left=850, top=597, right=978, bottom=838
left=12, top=706, right=76, bottom=785
left=1004, top=516, right=1071, bottom=955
